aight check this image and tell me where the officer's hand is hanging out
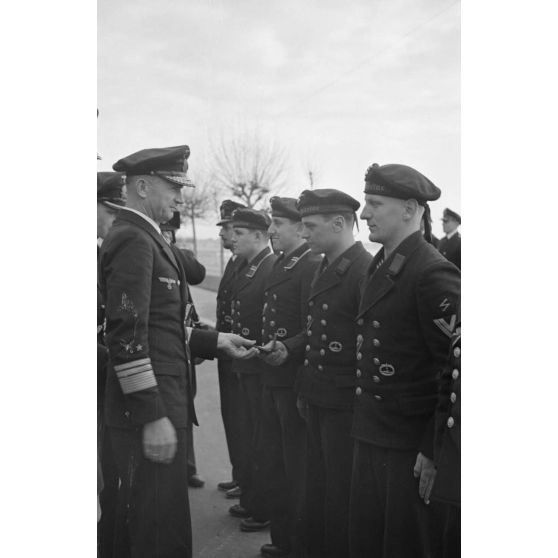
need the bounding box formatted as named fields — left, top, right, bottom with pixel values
left=296, top=395, right=309, bottom=421
left=217, top=333, right=258, bottom=359
left=142, top=417, right=177, bottom=464
left=258, top=340, right=289, bottom=366
left=413, top=452, right=437, bottom=504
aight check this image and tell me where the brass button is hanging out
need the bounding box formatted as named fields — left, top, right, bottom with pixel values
left=264, top=291, right=268, bottom=296
left=372, top=375, right=380, bottom=383
left=304, top=359, right=309, bottom=366
left=450, top=392, right=457, bottom=403
left=320, top=349, right=325, bottom=356
left=307, top=314, right=312, bottom=321
left=307, top=330, right=312, bottom=336
left=355, top=387, right=362, bottom=396
left=373, top=358, right=380, bottom=366
left=374, top=395, right=382, bottom=401
left=373, top=339, right=381, bottom=347
left=262, top=317, right=266, bottom=322
left=236, top=300, right=240, bottom=307
left=356, top=369, right=362, bottom=378
left=318, top=364, right=323, bottom=371
left=447, top=417, right=455, bottom=428
left=322, top=303, right=328, bottom=311
left=273, top=294, right=277, bottom=301
left=356, top=352, right=362, bottom=361
left=356, top=334, right=363, bottom=343
left=271, top=308, right=276, bottom=313
left=321, top=319, right=327, bottom=326
left=321, top=334, right=327, bottom=342
left=452, top=369, right=459, bottom=380
left=270, top=321, right=275, bottom=327
left=309, top=301, right=314, bottom=307
left=357, top=319, right=364, bottom=326
left=372, top=320, right=380, bottom=328
left=305, top=345, right=310, bottom=352
left=453, top=347, right=460, bottom=358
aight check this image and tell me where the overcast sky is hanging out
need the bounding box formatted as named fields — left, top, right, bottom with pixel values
left=98, top=0, right=460, bottom=241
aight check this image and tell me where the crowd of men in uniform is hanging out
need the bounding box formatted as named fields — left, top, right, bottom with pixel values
left=97, top=144, right=461, bottom=558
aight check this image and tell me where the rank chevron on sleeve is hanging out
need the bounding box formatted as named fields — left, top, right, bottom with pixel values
left=433, top=314, right=457, bottom=338
left=114, top=357, right=158, bottom=394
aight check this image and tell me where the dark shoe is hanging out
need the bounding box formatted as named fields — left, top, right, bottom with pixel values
left=240, top=517, right=271, bottom=532
left=261, top=544, right=290, bottom=557
left=218, top=479, right=238, bottom=491
left=229, top=504, right=251, bottom=518
left=188, top=474, right=205, bottom=488
left=225, top=486, right=242, bottom=499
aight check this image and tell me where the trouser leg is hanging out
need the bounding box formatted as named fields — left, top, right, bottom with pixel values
left=186, top=421, right=197, bottom=477
left=349, top=441, right=433, bottom=558
left=274, top=388, right=307, bottom=556
left=320, top=408, right=354, bottom=558
left=98, top=422, right=119, bottom=558
left=217, top=358, right=243, bottom=481
left=239, top=374, right=269, bottom=520
left=304, top=405, right=326, bottom=558
left=110, top=427, right=191, bottom=558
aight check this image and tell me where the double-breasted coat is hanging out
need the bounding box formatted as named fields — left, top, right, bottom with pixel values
left=285, top=241, right=372, bottom=409
left=100, top=210, right=218, bottom=430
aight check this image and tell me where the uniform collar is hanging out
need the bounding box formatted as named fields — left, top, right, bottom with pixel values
left=120, top=206, right=162, bottom=235
left=446, top=228, right=459, bottom=240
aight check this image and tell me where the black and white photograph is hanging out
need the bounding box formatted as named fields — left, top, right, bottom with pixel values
left=97, top=1, right=460, bottom=556
left=5, top=1, right=558, bottom=557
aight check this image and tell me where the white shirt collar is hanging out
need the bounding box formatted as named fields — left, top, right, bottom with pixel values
left=120, top=207, right=161, bottom=235
left=446, top=228, right=459, bottom=240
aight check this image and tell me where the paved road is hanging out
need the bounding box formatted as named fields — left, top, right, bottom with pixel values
left=190, top=286, right=268, bottom=558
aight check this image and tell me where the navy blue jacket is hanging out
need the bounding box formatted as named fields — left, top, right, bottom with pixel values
left=99, top=209, right=218, bottom=429
left=261, top=243, right=321, bottom=387
left=230, top=246, right=277, bottom=375
left=285, top=241, right=372, bottom=409
left=351, top=231, right=460, bottom=457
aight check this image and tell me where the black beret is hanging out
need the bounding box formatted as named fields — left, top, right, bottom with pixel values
left=113, top=145, right=193, bottom=187
left=296, top=188, right=360, bottom=217
left=217, top=200, right=246, bottom=226
left=443, top=208, right=461, bottom=224
left=231, top=208, right=271, bottom=231
left=97, top=172, right=126, bottom=208
left=160, top=211, right=181, bottom=231
left=364, top=163, right=441, bottom=202
left=270, top=196, right=301, bottom=221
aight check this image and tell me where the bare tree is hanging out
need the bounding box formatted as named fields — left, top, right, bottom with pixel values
left=210, top=126, right=288, bottom=208
left=179, top=173, right=217, bottom=256
left=302, top=150, right=322, bottom=191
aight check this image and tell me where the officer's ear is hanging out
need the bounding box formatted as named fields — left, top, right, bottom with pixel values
left=330, top=214, right=347, bottom=232
left=295, top=220, right=305, bottom=237
left=129, top=176, right=149, bottom=200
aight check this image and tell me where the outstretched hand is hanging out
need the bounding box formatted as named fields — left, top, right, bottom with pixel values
left=217, top=332, right=259, bottom=359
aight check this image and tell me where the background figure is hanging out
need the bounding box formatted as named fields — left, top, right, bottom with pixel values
left=438, top=208, right=461, bottom=269
left=228, top=208, right=276, bottom=531
left=215, top=200, right=247, bottom=497
left=161, top=211, right=207, bottom=488
left=256, top=196, right=322, bottom=558
left=97, top=171, right=126, bottom=558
